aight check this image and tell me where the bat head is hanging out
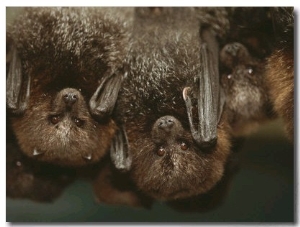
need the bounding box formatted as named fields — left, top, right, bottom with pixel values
left=127, top=114, right=231, bottom=200
left=6, top=8, right=130, bottom=166
left=10, top=87, right=117, bottom=166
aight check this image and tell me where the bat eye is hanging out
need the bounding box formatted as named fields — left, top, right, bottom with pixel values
left=180, top=141, right=189, bottom=151
left=157, top=147, right=166, bottom=156
left=74, top=118, right=84, bottom=127
left=50, top=115, right=61, bottom=125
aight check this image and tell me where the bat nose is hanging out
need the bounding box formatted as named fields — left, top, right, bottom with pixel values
left=158, top=116, right=175, bottom=131
left=63, top=93, right=77, bottom=106
left=225, top=43, right=240, bottom=57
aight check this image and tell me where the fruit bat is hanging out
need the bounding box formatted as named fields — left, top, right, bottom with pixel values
left=219, top=42, right=275, bottom=136
left=6, top=7, right=130, bottom=166
left=265, top=7, right=294, bottom=141
left=110, top=7, right=232, bottom=201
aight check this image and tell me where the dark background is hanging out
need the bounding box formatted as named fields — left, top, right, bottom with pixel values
left=6, top=7, right=295, bottom=223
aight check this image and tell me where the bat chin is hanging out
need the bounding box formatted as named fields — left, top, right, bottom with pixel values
left=142, top=172, right=219, bottom=201
left=132, top=151, right=224, bottom=201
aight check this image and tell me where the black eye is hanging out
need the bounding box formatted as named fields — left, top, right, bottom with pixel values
left=74, top=118, right=84, bottom=127
left=157, top=147, right=165, bottom=156
left=50, top=115, right=61, bottom=125
left=180, top=141, right=189, bottom=151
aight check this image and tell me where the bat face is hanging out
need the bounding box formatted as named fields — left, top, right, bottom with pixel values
left=220, top=42, right=272, bottom=135
left=126, top=114, right=230, bottom=200
left=7, top=7, right=130, bottom=166
left=10, top=87, right=116, bottom=166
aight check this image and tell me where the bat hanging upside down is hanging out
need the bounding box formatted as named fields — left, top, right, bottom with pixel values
left=6, top=7, right=130, bottom=166
left=109, top=7, right=232, bottom=201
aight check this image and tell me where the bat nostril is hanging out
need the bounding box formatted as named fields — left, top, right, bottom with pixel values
left=63, top=93, right=77, bottom=106
left=158, top=119, right=174, bottom=130
left=225, top=43, right=240, bottom=57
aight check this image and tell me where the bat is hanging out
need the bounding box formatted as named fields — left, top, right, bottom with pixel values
left=222, top=7, right=294, bottom=140
left=110, top=7, right=232, bottom=201
left=6, top=7, right=130, bottom=166
left=219, top=42, right=275, bottom=136
left=265, top=7, right=294, bottom=141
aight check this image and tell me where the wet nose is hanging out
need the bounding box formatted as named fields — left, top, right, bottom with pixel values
left=158, top=116, right=175, bottom=132
left=63, top=93, right=77, bottom=106
left=225, top=43, right=241, bottom=57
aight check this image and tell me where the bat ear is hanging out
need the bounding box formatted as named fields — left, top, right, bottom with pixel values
left=110, top=126, right=132, bottom=172
left=6, top=44, right=30, bottom=114
left=89, top=69, right=124, bottom=119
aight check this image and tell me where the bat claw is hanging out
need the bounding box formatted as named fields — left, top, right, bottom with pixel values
left=182, top=87, right=191, bottom=101
left=33, top=148, right=44, bottom=156
left=82, top=154, right=92, bottom=161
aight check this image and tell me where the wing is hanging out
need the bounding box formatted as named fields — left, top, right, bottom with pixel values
left=110, top=126, right=132, bottom=171
left=89, top=70, right=124, bottom=119
left=6, top=45, right=30, bottom=114
left=183, top=28, right=224, bottom=149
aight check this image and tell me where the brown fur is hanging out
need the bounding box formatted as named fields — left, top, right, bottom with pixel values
left=7, top=7, right=130, bottom=166
left=220, top=42, right=274, bottom=136
left=266, top=49, right=294, bottom=140
left=10, top=88, right=117, bottom=166
left=114, top=7, right=232, bottom=200
left=6, top=125, right=76, bottom=202
left=166, top=152, right=240, bottom=212
left=265, top=7, right=294, bottom=141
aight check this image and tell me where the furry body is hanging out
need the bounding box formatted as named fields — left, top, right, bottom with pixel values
left=265, top=7, right=294, bottom=140
left=114, top=7, right=231, bottom=200
left=7, top=7, right=131, bottom=166
left=220, top=42, right=274, bottom=136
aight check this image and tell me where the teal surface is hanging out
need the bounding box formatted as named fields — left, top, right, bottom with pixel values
left=7, top=120, right=294, bottom=222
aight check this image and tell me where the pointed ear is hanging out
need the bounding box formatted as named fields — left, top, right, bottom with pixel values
left=110, top=126, right=132, bottom=172
left=89, top=70, right=124, bottom=119
left=6, top=44, right=30, bottom=114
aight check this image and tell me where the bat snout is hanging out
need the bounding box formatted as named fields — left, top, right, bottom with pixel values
left=53, top=88, right=84, bottom=111
left=158, top=116, right=175, bottom=132
left=61, top=89, right=81, bottom=108
left=224, top=42, right=241, bottom=57
left=63, top=93, right=78, bottom=105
